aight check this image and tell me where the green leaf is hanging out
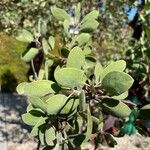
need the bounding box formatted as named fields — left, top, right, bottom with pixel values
left=51, top=6, right=70, bottom=21
left=28, top=96, right=47, bottom=112
left=60, top=98, right=79, bottom=114
left=16, top=82, right=28, bottom=95
left=102, top=71, right=134, bottom=96
left=38, top=19, right=47, bottom=36
left=45, top=127, right=56, bottom=146
left=79, top=90, right=86, bottom=112
left=22, top=113, right=42, bottom=126
left=16, top=29, right=33, bottom=42
left=79, top=19, right=99, bottom=33
left=54, top=68, right=87, bottom=88
left=39, top=129, right=45, bottom=145
left=48, top=36, right=55, bottom=50
left=67, top=46, right=85, bottom=69
left=17, top=80, right=59, bottom=97
left=42, top=38, right=50, bottom=55
left=94, top=62, right=103, bottom=84
left=83, top=46, right=92, bottom=55
left=74, top=3, right=81, bottom=22
left=82, top=10, right=99, bottom=22
left=21, top=48, right=39, bottom=62
left=46, top=94, right=67, bottom=115
left=81, top=105, right=93, bottom=147
left=45, top=59, right=54, bottom=80
left=31, top=117, right=47, bottom=137
left=102, top=99, right=131, bottom=119
left=75, top=33, right=90, bottom=46
left=101, top=60, right=126, bottom=80
left=63, top=19, right=70, bottom=37
left=112, top=91, right=128, bottom=100
left=145, top=27, right=150, bottom=40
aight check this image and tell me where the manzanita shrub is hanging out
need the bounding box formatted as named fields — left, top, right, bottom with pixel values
left=16, top=4, right=136, bottom=149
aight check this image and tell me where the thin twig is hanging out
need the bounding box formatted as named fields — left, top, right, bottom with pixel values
left=31, top=60, right=38, bottom=80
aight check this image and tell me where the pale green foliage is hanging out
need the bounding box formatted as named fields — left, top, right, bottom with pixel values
left=16, top=3, right=136, bottom=149
left=102, top=99, right=131, bottom=119
left=51, top=6, right=70, bottom=21
left=102, top=71, right=134, bottom=96
left=54, top=68, right=87, bottom=88
left=66, top=46, right=85, bottom=69
left=46, top=94, right=67, bottom=115
left=21, top=48, right=39, bottom=62
left=16, top=29, right=33, bottom=42
left=17, top=80, right=58, bottom=97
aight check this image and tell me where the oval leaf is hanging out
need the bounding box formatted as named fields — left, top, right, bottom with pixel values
left=22, top=113, right=42, bottom=126
left=102, top=71, right=134, bottom=96
left=51, top=6, right=70, bottom=21
left=101, top=60, right=126, bottom=80
left=46, top=94, right=67, bottom=115
left=82, top=10, right=99, bottom=22
left=79, top=19, right=99, bottom=33
left=16, top=29, right=33, bottom=42
left=45, top=127, right=56, bottom=146
left=21, top=48, right=39, bottom=62
left=67, top=47, right=85, bottom=69
left=75, top=33, right=90, bottom=46
left=54, top=68, right=87, bottom=88
left=28, top=96, right=47, bottom=112
left=17, top=80, right=59, bottom=97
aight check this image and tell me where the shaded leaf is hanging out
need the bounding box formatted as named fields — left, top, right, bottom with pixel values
left=102, top=99, right=131, bottom=119
left=102, top=71, right=134, bottom=96
left=139, top=104, right=150, bottom=120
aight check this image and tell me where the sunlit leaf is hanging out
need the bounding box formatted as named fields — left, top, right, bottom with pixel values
left=16, top=29, right=33, bottom=42
left=54, top=68, right=87, bottom=88
left=67, top=46, right=85, bottom=69
left=51, top=6, right=70, bottom=21
left=46, top=94, right=67, bottom=115
left=21, top=48, right=39, bottom=62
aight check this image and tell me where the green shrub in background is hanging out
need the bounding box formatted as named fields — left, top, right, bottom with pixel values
left=0, top=32, right=28, bottom=92
left=16, top=4, right=137, bottom=149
